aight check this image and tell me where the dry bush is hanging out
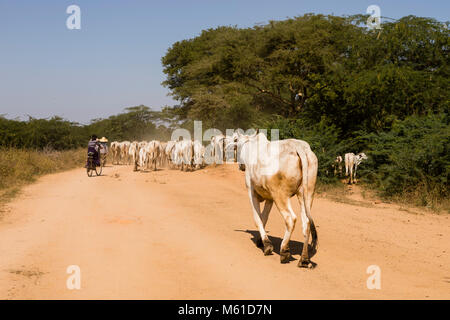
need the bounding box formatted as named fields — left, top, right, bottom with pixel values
left=0, top=148, right=85, bottom=193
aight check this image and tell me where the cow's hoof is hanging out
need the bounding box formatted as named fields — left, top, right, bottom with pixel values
left=256, top=237, right=263, bottom=248
left=280, top=249, right=291, bottom=264
left=263, top=240, right=273, bottom=256
left=298, top=257, right=315, bottom=269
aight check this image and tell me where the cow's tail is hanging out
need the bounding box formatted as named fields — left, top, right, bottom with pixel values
left=191, top=141, right=195, bottom=169
left=296, top=145, right=318, bottom=253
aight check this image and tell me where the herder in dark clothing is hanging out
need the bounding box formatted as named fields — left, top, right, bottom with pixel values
left=86, top=135, right=103, bottom=167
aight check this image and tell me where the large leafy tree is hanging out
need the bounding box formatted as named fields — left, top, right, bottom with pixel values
left=162, top=14, right=449, bottom=134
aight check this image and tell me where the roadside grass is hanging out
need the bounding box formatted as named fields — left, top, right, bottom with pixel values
left=0, top=148, right=86, bottom=212
left=387, top=188, right=450, bottom=214
left=317, top=179, right=449, bottom=214
left=316, top=181, right=376, bottom=208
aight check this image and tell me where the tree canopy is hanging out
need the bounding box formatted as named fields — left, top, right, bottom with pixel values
left=0, top=105, right=171, bottom=150
left=161, top=14, right=449, bottom=134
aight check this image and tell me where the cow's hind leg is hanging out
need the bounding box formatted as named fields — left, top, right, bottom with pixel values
left=296, top=189, right=317, bottom=268
left=348, top=165, right=353, bottom=184
left=248, top=188, right=273, bottom=255
left=256, top=200, right=273, bottom=248
left=274, top=197, right=297, bottom=264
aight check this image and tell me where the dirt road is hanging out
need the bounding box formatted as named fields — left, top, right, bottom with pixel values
left=0, top=164, right=448, bottom=299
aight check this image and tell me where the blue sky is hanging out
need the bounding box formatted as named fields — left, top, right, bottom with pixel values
left=0, top=0, right=448, bottom=124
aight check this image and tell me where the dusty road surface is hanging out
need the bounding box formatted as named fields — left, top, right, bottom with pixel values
left=0, top=164, right=448, bottom=299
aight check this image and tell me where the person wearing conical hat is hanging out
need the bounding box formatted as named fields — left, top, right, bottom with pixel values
left=99, top=137, right=109, bottom=166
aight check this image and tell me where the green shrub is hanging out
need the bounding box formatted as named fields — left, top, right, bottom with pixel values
left=357, top=113, right=449, bottom=208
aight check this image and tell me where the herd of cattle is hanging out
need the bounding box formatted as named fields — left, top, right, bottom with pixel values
left=110, top=136, right=368, bottom=185
left=109, top=133, right=239, bottom=172
left=105, top=131, right=368, bottom=268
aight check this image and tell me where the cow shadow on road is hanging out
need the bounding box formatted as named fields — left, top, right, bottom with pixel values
left=138, top=168, right=164, bottom=173
left=235, top=229, right=317, bottom=262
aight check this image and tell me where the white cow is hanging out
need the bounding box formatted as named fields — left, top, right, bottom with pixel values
left=173, top=140, right=194, bottom=171
left=158, top=142, right=168, bottom=167
left=165, top=140, right=177, bottom=168
left=133, top=141, right=146, bottom=171
left=235, top=131, right=318, bottom=268
left=224, top=134, right=237, bottom=163
left=193, top=140, right=205, bottom=169
left=211, top=134, right=225, bottom=164
left=138, top=145, right=148, bottom=170
left=145, top=140, right=161, bottom=171
left=333, top=155, right=343, bottom=176
left=171, top=141, right=181, bottom=169
left=345, top=152, right=368, bottom=184
left=110, top=141, right=120, bottom=165
left=128, top=141, right=140, bottom=171
left=120, top=141, right=131, bottom=165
